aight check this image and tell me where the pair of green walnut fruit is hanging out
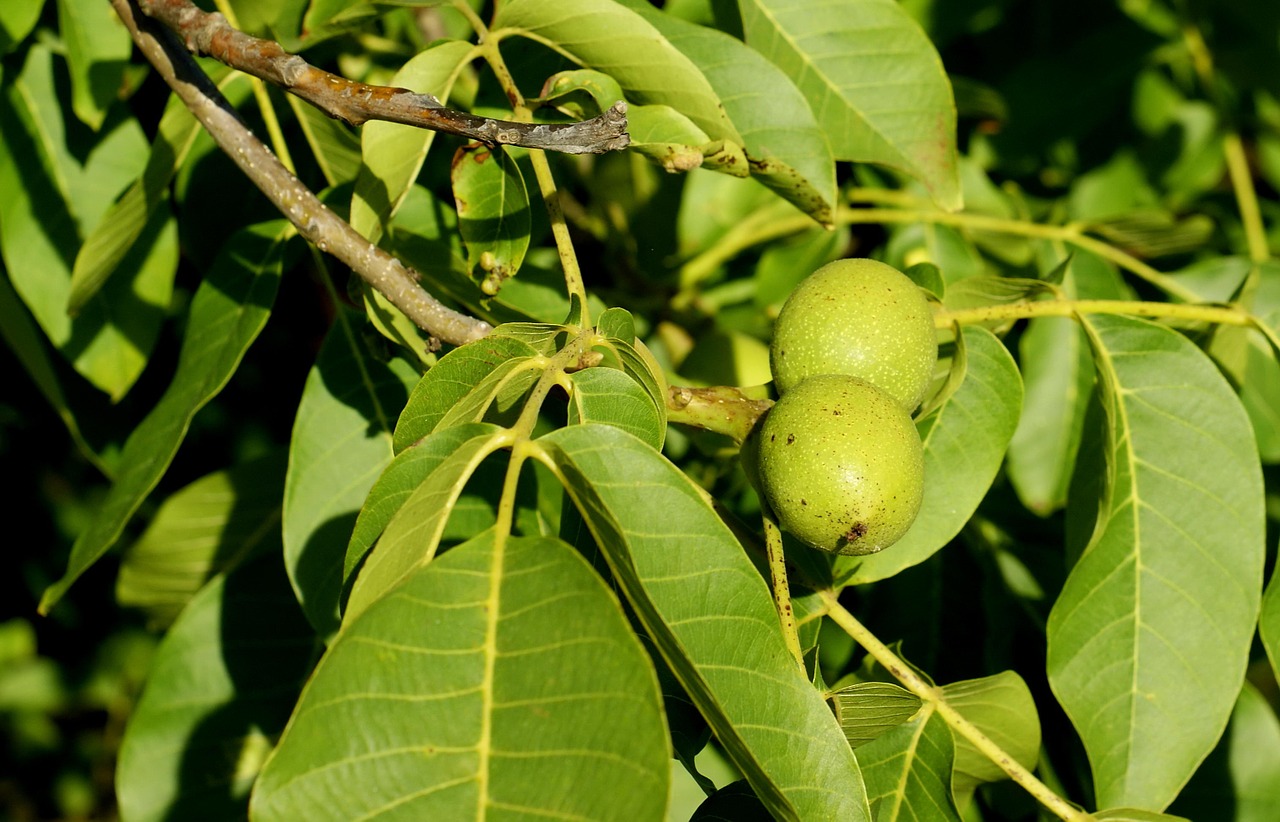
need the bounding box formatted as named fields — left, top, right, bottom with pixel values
left=748, top=258, right=936, bottom=555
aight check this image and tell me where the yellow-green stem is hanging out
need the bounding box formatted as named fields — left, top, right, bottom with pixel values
left=761, top=509, right=803, bottom=669
left=451, top=0, right=488, bottom=39
left=1223, top=131, right=1271, bottom=265
left=529, top=150, right=592, bottom=328
left=474, top=30, right=591, bottom=327
left=819, top=592, right=1095, bottom=822
left=935, top=298, right=1252, bottom=329
left=676, top=206, right=1202, bottom=304
left=1181, top=22, right=1270, bottom=266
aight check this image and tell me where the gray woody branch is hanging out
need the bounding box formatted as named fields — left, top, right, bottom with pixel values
left=135, top=0, right=631, bottom=154
left=111, top=0, right=492, bottom=345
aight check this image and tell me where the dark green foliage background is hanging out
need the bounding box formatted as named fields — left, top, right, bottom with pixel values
left=4, top=0, right=1280, bottom=819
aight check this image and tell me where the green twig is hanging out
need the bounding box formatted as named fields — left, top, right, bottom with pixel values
left=819, top=592, right=1095, bottom=822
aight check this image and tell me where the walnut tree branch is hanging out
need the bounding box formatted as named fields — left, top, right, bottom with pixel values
left=135, top=0, right=630, bottom=154
left=111, top=0, right=492, bottom=346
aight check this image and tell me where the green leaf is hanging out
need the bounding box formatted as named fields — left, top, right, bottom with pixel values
left=1207, top=261, right=1280, bottom=463
left=829, top=681, right=922, bottom=749
left=39, top=222, right=290, bottom=613
left=1094, top=811, right=1190, bottom=822
left=736, top=0, right=960, bottom=209
left=1263, top=556, right=1280, bottom=684
left=1169, top=680, right=1280, bottom=822
left=859, top=704, right=960, bottom=821
left=394, top=335, right=540, bottom=452
left=283, top=307, right=420, bottom=639
left=942, top=275, right=1060, bottom=313
left=343, top=422, right=503, bottom=590
left=116, top=551, right=315, bottom=822
left=344, top=429, right=512, bottom=623
left=69, top=73, right=248, bottom=314
left=1047, top=314, right=1266, bottom=810
left=940, top=671, right=1040, bottom=794
left=596, top=306, right=636, bottom=343
left=603, top=337, right=668, bottom=435
left=286, top=94, right=362, bottom=187
left=1007, top=250, right=1131, bottom=515
left=615, top=0, right=837, bottom=222
left=451, top=144, right=531, bottom=295
left=252, top=533, right=670, bottom=821
left=754, top=225, right=848, bottom=309
left=492, top=0, right=741, bottom=143
left=56, top=0, right=131, bottom=130
left=0, top=0, right=42, bottom=53
left=117, top=453, right=288, bottom=628
left=568, top=366, right=665, bottom=450
left=535, top=424, right=870, bottom=821
left=489, top=321, right=568, bottom=354
left=837, top=326, right=1022, bottom=585
left=0, top=45, right=176, bottom=399
left=623, top=103, right=713, bottom=172
left=434, top=354, right=544, bottom=431
left=349, top=39, right=475, bottom=241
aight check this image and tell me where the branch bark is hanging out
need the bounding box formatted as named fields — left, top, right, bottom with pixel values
left=110, top=0, right=492, bottom=346
left=135, top=0, right=630, bottom=154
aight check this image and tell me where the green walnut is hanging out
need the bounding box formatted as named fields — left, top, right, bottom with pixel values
left=757, top=375, right=924, bottom=555
left=770, top=258, right=937, bottom=410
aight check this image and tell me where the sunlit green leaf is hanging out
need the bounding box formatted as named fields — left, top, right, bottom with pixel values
left=69, top=72, right=248, bottom=313
left=1048, top=314, right=1265, bottom=810
left=0, top=0, right=42, bottom=52
left=452, top=144, right=531, bottom=295
left=616, top=0, right=837, bottom=222
left=0, top=44, right=175, bottom=399
left=493, top=0, right=740, bottom=143
left=349, top=39, right=475, bottom=242
left=394, top=335, right=540, bottom=452
left=253, top=532, right=670, bottom=821
left=859, top=704, right=960, bottom=821
left=837, top=326, right=1022, bottom=585
left=830, top=681, right=922, bottom=749
left=56, top=0, right=131, bottom=130
left=434, top=355, right=543, bottom=431
left=737, top=0, right=960, bottom=209
left=1094, top=810, right=1190, bottom=822
left=536, top=424, right=870, bottom=821
left=941, top=671, right=1040, bottom=794
left=343, top=422, right=502, bottom=589
left=344, top=429, right=512, bottom=622
left=40, top=222, right=290, bottom=613
left=568, top=366, right=664, bottom=450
